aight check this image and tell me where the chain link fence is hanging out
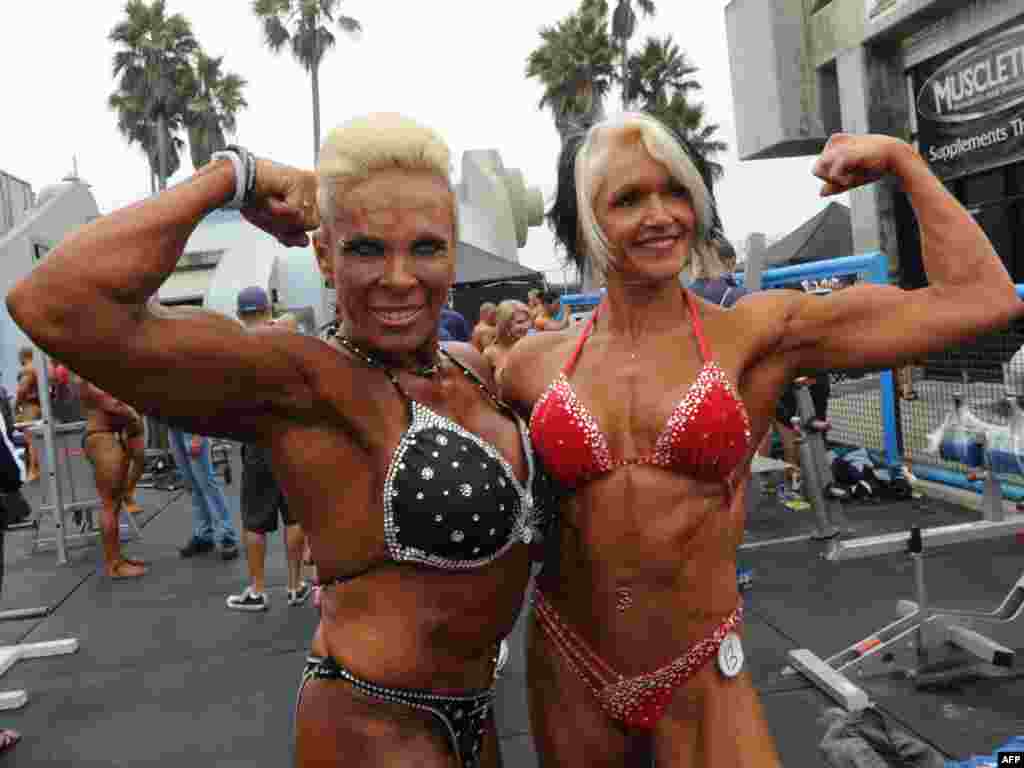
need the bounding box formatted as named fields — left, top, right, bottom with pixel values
left=898, top=316, right=1024, bottom=493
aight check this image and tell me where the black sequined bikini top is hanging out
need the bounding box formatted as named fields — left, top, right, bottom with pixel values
left=361, top=348, right=539, bottom=571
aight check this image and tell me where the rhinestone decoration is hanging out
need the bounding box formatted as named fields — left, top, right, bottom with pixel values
left=533, top=589, right=743, bottom=731
left=452, top=461, right=460, bottom=468
left=436, top=435, right=448, bottom=446
left=616, top=587, right=634, bottom=612
left=302, top=655, right=494, bottom=765
left=530, top=372, right=614, bottom=481
left=532, top=360, right=751, bottom=488
left=381, top=398, right=539, bottom=571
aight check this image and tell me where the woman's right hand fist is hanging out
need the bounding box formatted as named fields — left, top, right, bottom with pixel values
left=241, top=159, right=320, bottom=247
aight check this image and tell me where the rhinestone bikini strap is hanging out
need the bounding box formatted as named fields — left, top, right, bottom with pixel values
left=439, top=348, right=537, bottom=500
left=439, top=348, right=513, bottom=419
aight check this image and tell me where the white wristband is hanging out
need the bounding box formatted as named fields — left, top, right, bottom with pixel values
left=211, top=149, right=245, bottom=209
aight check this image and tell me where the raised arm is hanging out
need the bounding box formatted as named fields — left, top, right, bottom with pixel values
left=6, top=156, right=321, bottom=441
left=770, top=133, right=1023, bottom=375
left=78, top=378, right=138, bottom=422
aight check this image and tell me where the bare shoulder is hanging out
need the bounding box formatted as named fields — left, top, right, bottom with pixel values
left=442, top=341, right=498, bottom=393
left=707, top=289, right=800, bottom=351
left=501, top=328, right=579, bottom=411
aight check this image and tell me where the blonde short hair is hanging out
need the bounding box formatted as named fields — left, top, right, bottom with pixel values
left=574, top=112, right=719, bottom=281
left=317, top=113, right=454, bottom=226
left=494, top=299, right=528, bottom=342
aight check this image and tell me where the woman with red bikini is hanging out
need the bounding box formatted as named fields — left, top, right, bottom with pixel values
left=500, top=112, right=1022, bottom=766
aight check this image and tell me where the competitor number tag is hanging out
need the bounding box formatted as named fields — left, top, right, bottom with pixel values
left=718, top=632, right=744, bottom=678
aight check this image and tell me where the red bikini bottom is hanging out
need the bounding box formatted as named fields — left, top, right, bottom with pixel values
left=532, top=588, right=743, bottom=730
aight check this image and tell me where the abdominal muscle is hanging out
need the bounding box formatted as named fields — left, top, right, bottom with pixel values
left=534, top=468, right=781, bottom=765
left=537, top=465, right=747, bottom=685
left=311, top=550, right=532, bottom=693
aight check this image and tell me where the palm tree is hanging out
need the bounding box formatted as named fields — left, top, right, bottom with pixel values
left=252, top=0, right=362, bottom=164
left=108, top=89, right=186, bottom=194
left=627, top=36, right=727, bottom=181
left=184, top=52, right=249, bottom=170
left=109, top=0, right=198, bottom=191
left=526, top=0, right=618, bottom=142
left=649, top=93, right=728, bottom=182
left=611, top=0, right=655, bottom=110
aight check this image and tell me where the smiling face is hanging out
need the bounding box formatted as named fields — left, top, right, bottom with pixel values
left=508, top=308, right=532, bottom=341
left=594, top=133, right=697, bottom=285
left=326, top=169, right=456, bottom=355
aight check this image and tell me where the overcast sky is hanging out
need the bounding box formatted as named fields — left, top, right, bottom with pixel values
left=1, top=0, right=842, bottom=281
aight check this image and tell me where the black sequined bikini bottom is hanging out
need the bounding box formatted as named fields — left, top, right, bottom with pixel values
left=297, top=655, right=495, bottom=768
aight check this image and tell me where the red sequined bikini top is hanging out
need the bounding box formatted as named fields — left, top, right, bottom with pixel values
left=529, top=290, right=752, bottom=490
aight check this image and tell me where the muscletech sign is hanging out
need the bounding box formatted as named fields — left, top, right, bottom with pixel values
left=915, top=19, right=1024, bottom=179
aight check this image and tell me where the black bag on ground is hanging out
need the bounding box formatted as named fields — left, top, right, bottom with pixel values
left=0, top=491, right=32, bottom=527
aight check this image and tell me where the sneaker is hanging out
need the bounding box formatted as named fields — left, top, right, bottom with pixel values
left=227, top=587, right=267, bottom=612
left=776, top=484, right=802, bottom=503
left=288, top=582, right=312, bottom=607
left=220, top=543, right=239, bottom=561
left=179, top=537, right=215, bottom=558
left=737, top=567, right=754, bottom=591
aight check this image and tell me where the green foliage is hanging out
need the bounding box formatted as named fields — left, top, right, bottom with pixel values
left=251, top=0, right=361, bottom=161
left=525, top=0, right=617, bottom=139
left=252, top=0, right=361, bottom=72
left=108, top=0, right=249, bottom=185
left=626, top=36, right=726, bottom=180
left=526, top=0, right=726, bottom=177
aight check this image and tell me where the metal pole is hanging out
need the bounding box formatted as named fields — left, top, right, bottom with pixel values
left=745, top=242, right=764, bottom=292
left=867, top=251, right=902, bottom=468
left=33, top=348, right=68, bottom=565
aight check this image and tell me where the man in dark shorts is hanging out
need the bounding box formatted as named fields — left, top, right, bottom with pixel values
left=769, top=286, right=834, bottom=497
left=226, top=287, right=310, bottom=611
left=774, top=374, right=831, bottom=494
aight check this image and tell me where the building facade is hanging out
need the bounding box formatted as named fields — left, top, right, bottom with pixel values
left=1, top=170, right=34, bottom=240
left=725, top=0, right=1024, bottom=285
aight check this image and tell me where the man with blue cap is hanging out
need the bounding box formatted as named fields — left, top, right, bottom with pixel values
left=226, top=286, right=311, bottom=611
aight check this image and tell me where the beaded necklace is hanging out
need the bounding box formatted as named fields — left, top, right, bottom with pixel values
left=331, top=326, right=516, bottom=420
left=334, top=332, right=443, bottom=379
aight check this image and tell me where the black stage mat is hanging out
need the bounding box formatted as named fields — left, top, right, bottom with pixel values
left=499, top=733, right=540, bottom=768
left=743, top=489, right=980, bottom=547
left=0, top=487, right=180, bottom=646
left=758, top=686, right=955, bottom=767
left=742, top=608, right=811, bottom=695
left=2, top=647, right=305, bottom=767
left=7, top=579, right=318, bottom=686
left=746, top=530, right=1024, bottom=763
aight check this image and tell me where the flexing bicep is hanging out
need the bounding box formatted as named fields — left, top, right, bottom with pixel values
left=781, top=283, right=1021, bottom=375
left=55, top=306, right=315, bottom=441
